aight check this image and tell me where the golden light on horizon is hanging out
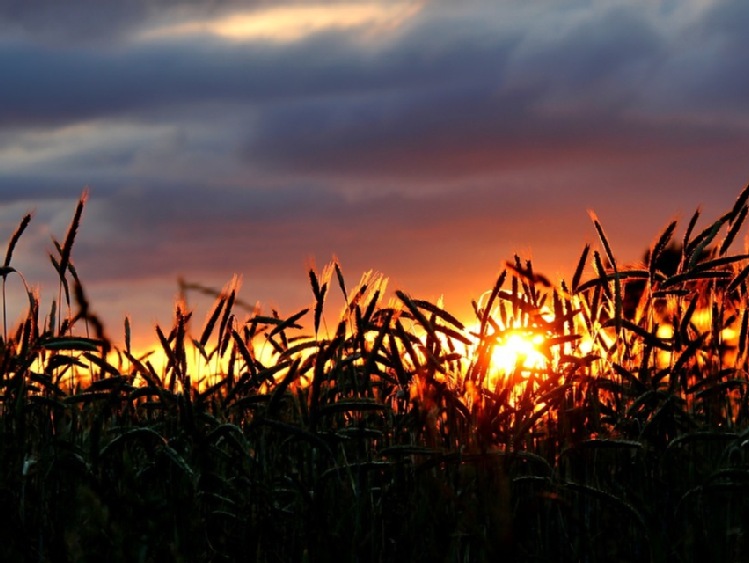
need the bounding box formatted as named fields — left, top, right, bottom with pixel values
left=460, top=320, right=550, bottom=392
left=489, top=331, right=546, bottom=377
left=141, top=2, right=424, bottom=44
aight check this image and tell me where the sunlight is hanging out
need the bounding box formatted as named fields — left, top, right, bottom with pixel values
left=490, top=331, right=546, bottom=376
left=461, top=320, right=549, bottom=391
left=38, top=330, right=297, bottom=394
left=656, top=323, right=674, bottom=368
left=117, top=336, right=281, bottom=392
left=142, top=2, right=423, bottom=44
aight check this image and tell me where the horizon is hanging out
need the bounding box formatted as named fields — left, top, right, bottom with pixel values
left=2, top=185, right=747, bottom=355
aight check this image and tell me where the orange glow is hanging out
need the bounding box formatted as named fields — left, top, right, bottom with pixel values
left=489, top=331, right=546, bottom=376
left=37, top=334, right=284, bottom=393
left=655, top=323, right=674, bottom=368
left=481, top=329, right=548, bottom=392
left=459, top=321, right=550, bottom=391
left=141, top=3, right=423, bottom=44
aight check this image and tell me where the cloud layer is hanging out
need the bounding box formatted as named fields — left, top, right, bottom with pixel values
left=1, top=0, right=748, bottom=345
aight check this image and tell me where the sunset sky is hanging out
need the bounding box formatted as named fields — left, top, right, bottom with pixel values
left=1, top=0, right=748, bottom=348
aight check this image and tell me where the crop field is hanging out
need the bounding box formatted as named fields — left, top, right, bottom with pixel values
left=2, top=187, right=749, bottom=562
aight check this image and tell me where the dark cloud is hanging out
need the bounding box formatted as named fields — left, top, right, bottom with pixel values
left=0, top=181, right=83, bottom=203
left=510, top=7, right=660, bottom=85
left=699, top=0, right=749, bottom=44
left=674, top=0, right=749, bottom=110
left=3, top=0, right=747, bottom=175
left=0, top=0, right=148, bottom=43
left=237, top=3, right=749, bottom=178
left=0, top=39, right=267, bottom=126
left=0, top=26, right=499, bottom=127
left=245, top=80, right=746, bottom=179
left=0, top=0, right=259, bottom=45
left=2, top=1, right=749, bottom=339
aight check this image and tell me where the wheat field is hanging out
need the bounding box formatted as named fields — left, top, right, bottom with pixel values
left=2, top=186, right=749, bottom=561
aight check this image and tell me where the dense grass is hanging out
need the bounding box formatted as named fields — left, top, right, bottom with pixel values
left=3, top=187, right=749, bottom=562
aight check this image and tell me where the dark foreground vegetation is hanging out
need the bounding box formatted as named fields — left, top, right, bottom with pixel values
left=3, top=187, right=749, bottom=562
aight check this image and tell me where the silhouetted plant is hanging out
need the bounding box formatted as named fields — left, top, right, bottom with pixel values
left=2, top=185, right=749, bottom=561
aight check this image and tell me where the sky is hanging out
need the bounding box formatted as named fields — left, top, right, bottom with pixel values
left=1, top=0, right=748, bottom=348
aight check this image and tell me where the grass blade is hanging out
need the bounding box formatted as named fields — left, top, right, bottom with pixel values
left=58, top=188, right=88, bottom=284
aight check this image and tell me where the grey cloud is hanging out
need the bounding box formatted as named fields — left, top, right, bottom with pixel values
left=0, top=0, right=148, bottom=43
left=0, top=25, right=498, bottom=128
left=504, top=6, right=664, bottom=107
left=0, top=0, right=256, bottom=45
left=0, top=178, right=91, bottom=203
left=1, top=0, right=747, bottom=188
left=244, top=82, right=744, bottom=179
left=0, top=185, right=65, bottom=204
left=0, top=1, right=745, bottom=131
left=677, top=0, right=749, bottom=110
left=0, top=40, right=265, bottom=126
left=698, top=0, right=749, bottom=43
left=239, top=3, right=749, bottom=178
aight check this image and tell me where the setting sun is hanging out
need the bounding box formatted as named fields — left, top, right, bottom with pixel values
left=489, top=331, right=546, bottom=376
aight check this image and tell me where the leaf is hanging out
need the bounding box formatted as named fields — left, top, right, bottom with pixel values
left=257, top=417, right=335, bottom=459
left=38, top=336, right=104, bottom=351
left=410, top=298, right=466, bottom=330
left=0, top=266, right=16, bottom=278
left=686, top=213, right=730, bottom=269
left=319, top=399, right=390, bottom=416
left=659, top=270, right=732, bottom=289
left=720, top=205, right=748, bottom=255
left=602, top=319, right=672, bottom=350
left=727, top=262, right=749, bottom=295
left=58, top=189, right=88, bottom=284
left=571, top=244, right=590, bottom=293
left=3, top=213, right=32, bottom=269
left=269, top=308, right=309, bottom=338
left=82, top=352, right=122, bottom=378
left=589, top=210, right=617, bottom=269
left=99, top=427, right=167, bottom=459
left=379, top=445, right=442, bottom=457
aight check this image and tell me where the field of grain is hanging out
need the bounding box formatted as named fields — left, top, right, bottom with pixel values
left=2, top=187, right=749, bottom=562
